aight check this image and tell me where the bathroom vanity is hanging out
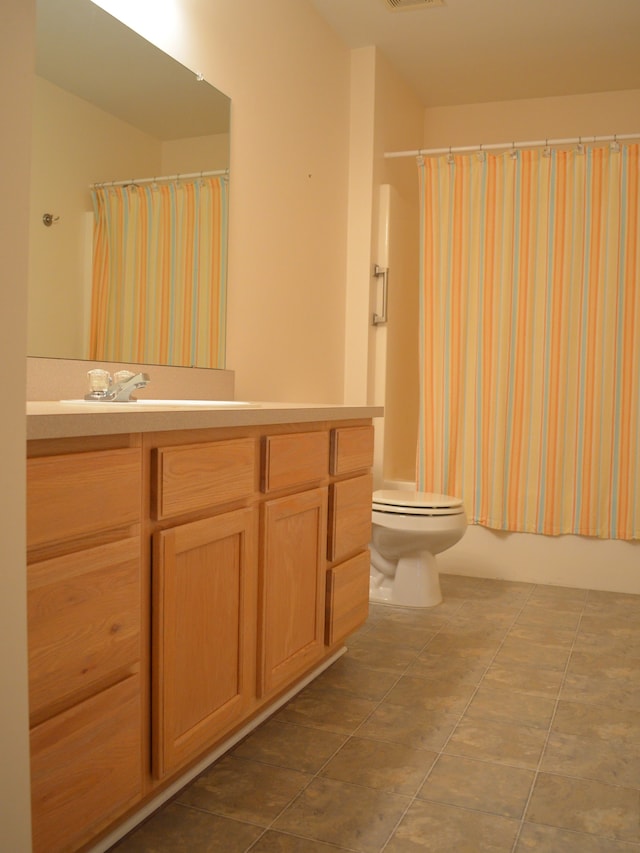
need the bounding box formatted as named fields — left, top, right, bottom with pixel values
left=26, top=401, right=379, bottom=853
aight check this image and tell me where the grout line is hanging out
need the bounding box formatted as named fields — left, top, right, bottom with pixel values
left=508, top=588, right=589, bottom=853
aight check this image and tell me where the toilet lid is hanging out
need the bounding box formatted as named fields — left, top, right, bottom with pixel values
left=373, top=489, right=464, bottom=516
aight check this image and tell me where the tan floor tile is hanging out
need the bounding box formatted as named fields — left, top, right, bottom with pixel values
left=562, top=651, right=640, bottom=710
left=320, top=736, right=437, bottom=795
left=356, top=701, right=460, bottom=751
left=579, top=613, right=640, bottom=635
left=506, top=623, right=576, bottom=647
left=274, top=685, right=378, bottom=734
left=527, top=584, right=588, bottom=605
left=541, top=730, right=640, bottom=788
left=384, top=674, right=476, bottom=714
left=445, top=717, right=548, bottom=769
left=406, top=651, right=488, bottom=685
left=384, top=799, right=520, bottom=852
left=515, top=606, right=582, bottom=630
left=553, top=700, right=640, bottom=744
left=520, top=597, right=585, bottom=615
left=453, top=600, right=522, bottom=622
left=273, top=777, right=410, bottom=852
left=418, top=754, right=534, bottom=819
left=176, top=756, right=311, bottom=825
left=482, top=661, right=564, bottom=699
left=232, top=720, right=346, bottom=773
left=364, top=621, right=438, bottom=650
left=493, top=637, right=570, bottom=672
left=312, top=656, right=400, bottom=701
left=112, top=803, right=263, bottom=852
left=374, top=604, right=457, bottom=627
left=464, top=686, right=556, bottom=729
left=575, top=622, right=640, bottom=659
left=421, top=630, right=504, bottom=660
left=585, top=590, right=640, bottom=615
left=345, top=635, right=422, bottom=673
left=515, top=822, right=640, bottom=852
left=250, top=831, right=354, bottom=852
left=526, top=772, right=640, bottom=842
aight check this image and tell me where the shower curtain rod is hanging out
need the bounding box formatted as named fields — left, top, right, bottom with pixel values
left=385, top=132, right=640, bottom=159
left=91, top=168, right=228, bottom=189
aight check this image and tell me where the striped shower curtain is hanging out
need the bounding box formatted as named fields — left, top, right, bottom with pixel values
left=417, top=143, right=640, bottom=540
left=90, top=175, right=228, bottom=368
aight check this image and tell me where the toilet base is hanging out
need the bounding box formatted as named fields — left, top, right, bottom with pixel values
left=369, top=551, right=442, bottom=608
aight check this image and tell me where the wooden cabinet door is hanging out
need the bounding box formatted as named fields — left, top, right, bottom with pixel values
left=259, top=488, right=327, bottom=698
left=152, top=507, right=258, bottom=779
left=30, top=674, right=142, bottom=853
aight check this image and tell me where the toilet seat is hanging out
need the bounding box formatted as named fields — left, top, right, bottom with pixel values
left=372, top=489, right=464, bottom=517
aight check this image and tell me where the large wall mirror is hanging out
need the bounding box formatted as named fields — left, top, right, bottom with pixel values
left=29, top=0, right=231, bottom=368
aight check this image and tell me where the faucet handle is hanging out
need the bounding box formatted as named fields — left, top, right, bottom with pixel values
left=113, top=370, right=136, bottom=384
left=86, top=368, right=112, bottom=396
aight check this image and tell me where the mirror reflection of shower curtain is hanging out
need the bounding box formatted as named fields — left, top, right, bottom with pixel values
left=89, top=175, right=228, bottom=368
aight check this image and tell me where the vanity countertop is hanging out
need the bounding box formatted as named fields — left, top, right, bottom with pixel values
left=27, top=401, right=383, bottom=440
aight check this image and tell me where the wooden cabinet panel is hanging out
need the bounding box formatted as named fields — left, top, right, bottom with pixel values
left=28, top=537, right=141, bottom=724
left=328, top=473, right=373, bottom=563
left=330, top=425, right=375, bottom=475
left=27, top=448, right=141, bottom=550
left=262, top=431, right=329, bottom=493
left=326, top=550, right=370, bottom=645
left=154, top=437, right=256, bottom=520
left=30, top=674, right=142, bottom=853
left=152, top=507, right=258, bottom=778
left=259, top=488, right=327, bottom=697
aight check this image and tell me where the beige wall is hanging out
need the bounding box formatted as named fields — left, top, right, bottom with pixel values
left=373, top=55, right=423, bottom=482
left=0, top=0, right=34, bottom=848
left=423, top=88, right=640, bottom=149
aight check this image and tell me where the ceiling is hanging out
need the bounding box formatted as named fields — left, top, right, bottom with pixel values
left=309, top=0, right=640, bottom=107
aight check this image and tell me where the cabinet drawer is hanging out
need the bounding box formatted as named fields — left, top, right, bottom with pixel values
left=326, top=550, right=370, bottom=645
left=328, top=473, right=373, bottom=563
left=262, top=431, right=329, bottom=493
left=28, top=537, right=141, bottom=723
left=154, top=437, right=256, bottom=519
left=30, top=674, right=142, bottom=853
left=27, top=448, right=141, bottom=550
left=330, top=425, right=374, bottom=475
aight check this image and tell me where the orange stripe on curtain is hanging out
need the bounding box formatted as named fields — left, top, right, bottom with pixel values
left=417, top=143, right=640, bottom=540
left=89, top=175, right=228, bottom=368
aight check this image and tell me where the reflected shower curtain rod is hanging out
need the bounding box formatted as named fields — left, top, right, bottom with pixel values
left=385, top=132, right=640, bottom=159
left=91, top=168, right=228, bottom=189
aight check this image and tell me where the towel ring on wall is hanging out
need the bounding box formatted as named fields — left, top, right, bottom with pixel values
left=42, top=213, right=60, bottom=227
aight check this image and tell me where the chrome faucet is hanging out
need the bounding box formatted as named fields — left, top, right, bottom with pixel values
left=85, top=369, right=151, bottom=402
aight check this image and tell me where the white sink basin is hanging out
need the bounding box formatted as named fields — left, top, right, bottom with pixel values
left=60, top=399, right=258, bottom=409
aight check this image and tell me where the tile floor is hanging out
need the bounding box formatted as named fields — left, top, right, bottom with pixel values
left=112, top=574, right=640, bottom=852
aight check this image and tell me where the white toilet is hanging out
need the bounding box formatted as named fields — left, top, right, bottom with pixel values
left=369, top=489, right=467, bottom=607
